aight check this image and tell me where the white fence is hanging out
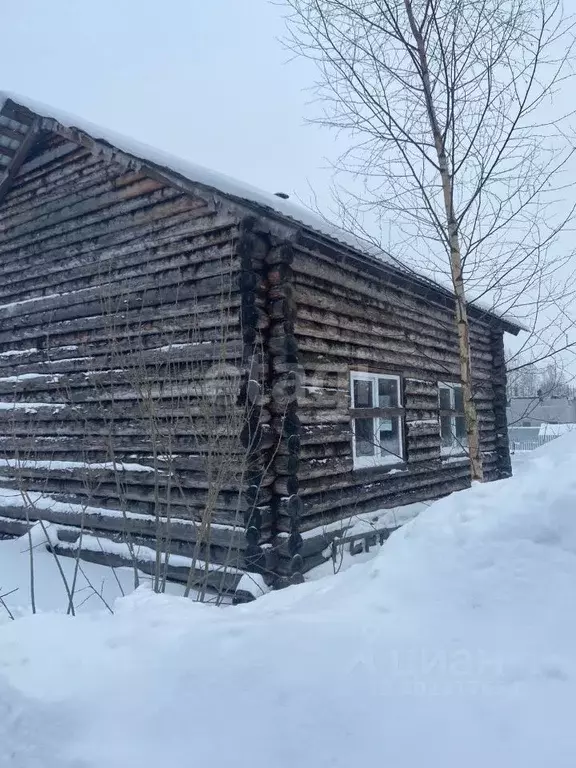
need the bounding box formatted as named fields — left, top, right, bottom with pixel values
left=509, top=435, right=559, bottom=452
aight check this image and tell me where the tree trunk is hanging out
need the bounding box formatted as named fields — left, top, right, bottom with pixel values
left=404, top=0, right=483, bottom=481
left=451, top=258, right=484, bottom=482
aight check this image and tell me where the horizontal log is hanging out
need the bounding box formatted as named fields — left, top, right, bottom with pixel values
left=0, top=478, right=271, bottom=529
left=275, top=522, right=399, bottom=561
left=278, top=470, right=473, bottom=529
left=50, top=539, right=243, bottom=593
left=0, top=144, right=15, bottom=159
left=286, top=461, right=473, bottom=514
left=0, top=398, right=255, bottom=422
left=0, top=222, right=240, bottom=304
left=0, top=176, right=189, bottom=249
left=0, top=502, right=248, bottom=550
left=407, top=447, right=442, bottom=464
left=0, top=189, right=193, bottom=264
left=0, top=267, right=243, bottom=332
left=0, top=515, right=29, bottom=537
left=293, top=310, right=493, bottom=368
left=0, top=342, right=249, bottom=380
left=0, top=200, right=215, bottom=278
left=296, top=455, right=354, bottom=480
left=297, top=442, right=350, bottom=459
left=36, top=489, right=274, bottom=528
left=0, top=291, right=244, bottom=349
left=297, top=409, right=349, bottom=426
left=0, top=476, right=272, bottom=514
left=0, top=102, right=35, bottom=128
left=300, top=424, right=352, bottom=444
left=1, top=175, right=166, bottom=245
left=292, top=243, right=494, bottom=337
left=292, top=258, right=493, bottom=345
left=293, top=286, right=494, bottom=358
left=295, top=335, right=492, bottom=381
left=405, top=420, right=440, bottom=436
left=5, top=147, right=111, bottom=205
left=0, top=464, right=274, bottom=491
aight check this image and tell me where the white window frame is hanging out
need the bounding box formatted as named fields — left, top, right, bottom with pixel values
left=350, top=371, right=404, bottom=469
left=438, top=381, right=468, bottom=457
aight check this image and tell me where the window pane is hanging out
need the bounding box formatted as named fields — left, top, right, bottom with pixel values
left=378, top=416, right=402, bottom=461
left=353, top=379, right=373, bottom=408
left=439, top=386, right=452, bottom=410
left=455, top=415, right=467, bottom=440
left=355, top=418, right=375, bottom=456
left=454, top=386, right=464, bottom=413
left=378, top=377, right=398, bottom=408
left=440, top=414, right=453, bottom=446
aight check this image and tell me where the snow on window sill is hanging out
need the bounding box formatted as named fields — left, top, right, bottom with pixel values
left=353, top=455, right=404, bottom=471
left=440, top=449, right=469, bottom=464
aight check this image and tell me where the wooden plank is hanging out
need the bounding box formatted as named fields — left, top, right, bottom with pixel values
left=0, top=503, right=248, bottom=551
left=0, top=214, right=237, bottom=296
left=50, top=540, right=243, bottom=593
left=0, top=100, right=36, bottom=126
left=0, top=126, right=29, bottom=143
left=0, top=122, right=40, bottom=206
left=0, top=115, right=28, bottom=134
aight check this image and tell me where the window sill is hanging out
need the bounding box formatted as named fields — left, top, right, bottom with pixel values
left=353, top=458, right=407, bottom=473
left=440, top=452, right=469, bottom=464
left=440, top=445, right=468, bottom=456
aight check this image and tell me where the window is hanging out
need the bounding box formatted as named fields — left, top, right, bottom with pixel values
left=438, top=382, right=468, bottom=456
left=350, top=372, right=404, bottom=468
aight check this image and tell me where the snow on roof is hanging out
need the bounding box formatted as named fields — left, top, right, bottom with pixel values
left=0, top=90, right=522, bottom=331
left=0, top=91, right=385, bottom=258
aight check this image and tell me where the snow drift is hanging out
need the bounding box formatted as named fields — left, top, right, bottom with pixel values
left=2, top=434, right=576, bottom=767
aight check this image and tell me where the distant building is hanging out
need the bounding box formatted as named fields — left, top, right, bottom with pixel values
left=507, top=397, right=576, bottom=428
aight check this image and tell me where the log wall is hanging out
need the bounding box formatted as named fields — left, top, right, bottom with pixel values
left=274, top=233, right=511, bottom=569
left=0, top=130, right=264, bottom=593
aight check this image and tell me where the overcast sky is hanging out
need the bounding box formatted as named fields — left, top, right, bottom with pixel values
left=1, top=0, right=338, bottom=208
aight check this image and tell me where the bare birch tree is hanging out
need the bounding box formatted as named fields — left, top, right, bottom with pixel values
left=285, top=0, right=576, bottom=480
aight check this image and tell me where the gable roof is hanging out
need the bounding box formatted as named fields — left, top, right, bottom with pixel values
left=0, top=91, right=522, bottom=335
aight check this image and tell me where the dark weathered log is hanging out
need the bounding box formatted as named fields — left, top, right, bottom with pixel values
left=273, top=454, right=300, bottom=475
left=0, top=224, right=240, bottom=304
left=0, top=463, right=274, bottom=491
left=0, top=122, right=41, bottom=207
left=0, top=515, right=30, bottom=537
left=294, top=285, right=494, bottom=355
left=272, top=475, right=299, bottom=497
left=50, top=538, right=243, bottom=593
left=0, top=474, right=272, bottom=511
left=0, top=502, right=247, bottom=551
left=0, top=200, right=220, bottom=277
left=277, top=474, right=471, bottom=532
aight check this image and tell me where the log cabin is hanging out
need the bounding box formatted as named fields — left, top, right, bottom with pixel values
left=0, top=93, right=521, bottom=597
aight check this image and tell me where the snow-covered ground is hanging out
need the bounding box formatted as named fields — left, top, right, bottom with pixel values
left=2, top=436, right=576, bottom=767
left=0, top=533, right=187, bottom=618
